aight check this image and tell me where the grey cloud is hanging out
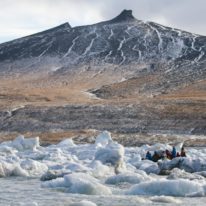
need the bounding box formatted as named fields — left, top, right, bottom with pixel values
left=0, top=0, right=205, bottom=43
left=98, top=0, right=206, bottom=34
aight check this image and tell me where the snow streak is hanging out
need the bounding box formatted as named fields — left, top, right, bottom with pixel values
left=119, top=50, right=126, bottom=65
left=63, top=36, right=79, bottom=58
left=83, top=28, right=98, bottom=56
left=146, top=23, right=163, bottom=52
left=108, top=29, right=114, bottom=40
left=38, top=40, right=53, bottom=58
left=117, top=37, right=126, bottom=51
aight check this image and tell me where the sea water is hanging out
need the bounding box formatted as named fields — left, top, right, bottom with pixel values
left=1, top=177, right=206, bottom=206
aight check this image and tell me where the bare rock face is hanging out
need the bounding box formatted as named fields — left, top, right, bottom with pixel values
left=108, top=9, right=136, bottom=23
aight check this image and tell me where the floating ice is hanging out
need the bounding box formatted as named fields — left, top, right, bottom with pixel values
left=95, top=131, right=112, bottom=147
left=0, top=158, right=48, bottom=178
left=0, top=162, right=28, bottom=177
left=70, top=200, right=97, bottom=206
left=158, top=157, right=206, bottom=173
left=90, top=160, right=113, bottom=178
left=138, top=160, right=160, bottom=174
left=196, top=171, right=206, bottom=178
left=94, top=142, right=124, bottom=167
left=20, top=159, right=48, bottom=177
left=42, top=173, right=112, bottom=195
left=0, top=145, right=17, bottom=154
left=167, top=168, right=205, bottom=181
left=141, top=143, right=172, bottom=153
left=57, top=138, right=76, bottom=147
left=150, top=196, right=182, bottom=204
left=65, top=162, right=89, bottom=172
left=105, top=172, right=151, bottom=185
left=42, top=177, right=65, bottom=188
left=127, top=179, right=205, bottom=197
left=11, top=135, right=40, bottom=151
left=1, top=131, right=206, bottom=199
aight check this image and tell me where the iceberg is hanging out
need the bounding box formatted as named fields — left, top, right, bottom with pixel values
left=94, top=141, right=125, bottom=173
left=57, top=138, right=76, bottom=147
left=0, top=162, right=28, bottom=177
left=105, top=172, right=151, bottom=185
left=42, top=173, right=112, bottom=195
left=95, top=131, right=112, bottom=147
left=12, top=135, right=40, bottom=151
left=158, top=157, right=206, bottom=173
left=167, top=168, right=205, bottom=181
left=127, top=179, right=205, bottom=197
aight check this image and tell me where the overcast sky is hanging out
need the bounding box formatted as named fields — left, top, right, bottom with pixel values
left=0, top=0, right=205, bottom=43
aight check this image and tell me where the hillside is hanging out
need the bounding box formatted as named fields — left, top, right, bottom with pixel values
left=0, top=10, right=206, bottom=144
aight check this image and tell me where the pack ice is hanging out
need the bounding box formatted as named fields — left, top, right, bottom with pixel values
left=1, top=131, right=206, bottom=198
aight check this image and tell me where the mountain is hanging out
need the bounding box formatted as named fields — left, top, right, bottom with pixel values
left=0, top=10, right=206, bottom=144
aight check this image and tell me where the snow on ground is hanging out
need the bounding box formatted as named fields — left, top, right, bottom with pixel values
left=1, top=131, right=206, bottom=199
left=82, top=91, right=101, bottom=100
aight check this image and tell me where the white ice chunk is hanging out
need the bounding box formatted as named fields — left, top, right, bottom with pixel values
left=12, top=135, right=40, bottom=151
left=65, top=162, right=89, bottom=173
left=151, top=196, right=182, bottom=204
left=0, top=145, right=17, bottom=154
left=70, top=200, right=97, bottom=206
left=159, top=157, right=206, bottom=173
left=0, top=163, right=5, bottom=177
left=137, top=160, right=160, bottom=174
left=11, top=164, right=29, bottom=177
left=145, top=143, right=172, bottom=152
left=57, top=138, right=76, bottom=147
left=42, top=173, right=111, bottom=195
left=90, top=160, right=113, bottom=178
left=43, top=148, right=69, bottom=162
left=94, top=141, right=125, bottom=174
left=127, top=179, right=205, bottom=197
left=95, top=131, right=113, bottom=147
left=42, top=177, right=65, bottom=188
left=20, top=159, right=48, bottom=177
left=0, top=162, right=28, bottom=177
left=167, top=168, right=205, bottom=181
left=64, top=173, right=111, bottom=195
left=105, top=172, right=151, bottom=185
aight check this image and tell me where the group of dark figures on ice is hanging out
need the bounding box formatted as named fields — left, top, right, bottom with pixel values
left=145, top=146, right=186, bottom=162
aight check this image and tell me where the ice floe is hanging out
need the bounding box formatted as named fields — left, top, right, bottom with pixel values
left=42, top=173, right=112, bottom=195
left=94, top=141, right=125, bottom=167
left=127, top=179, right=206, bottom=197
left=0, top=131, right=206, bottom=198
left=105, top=171, right=152, bottom=185
left=95, top=131, right=112, bottom=147
left=70, top=200, right=97, bottom=206
left=11, top=135, right=40, bottom=151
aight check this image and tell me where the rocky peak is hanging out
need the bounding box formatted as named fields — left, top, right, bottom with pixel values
left=109, top=9, right=136, bottom=23
left=47, top=22, right=71, bottom=32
